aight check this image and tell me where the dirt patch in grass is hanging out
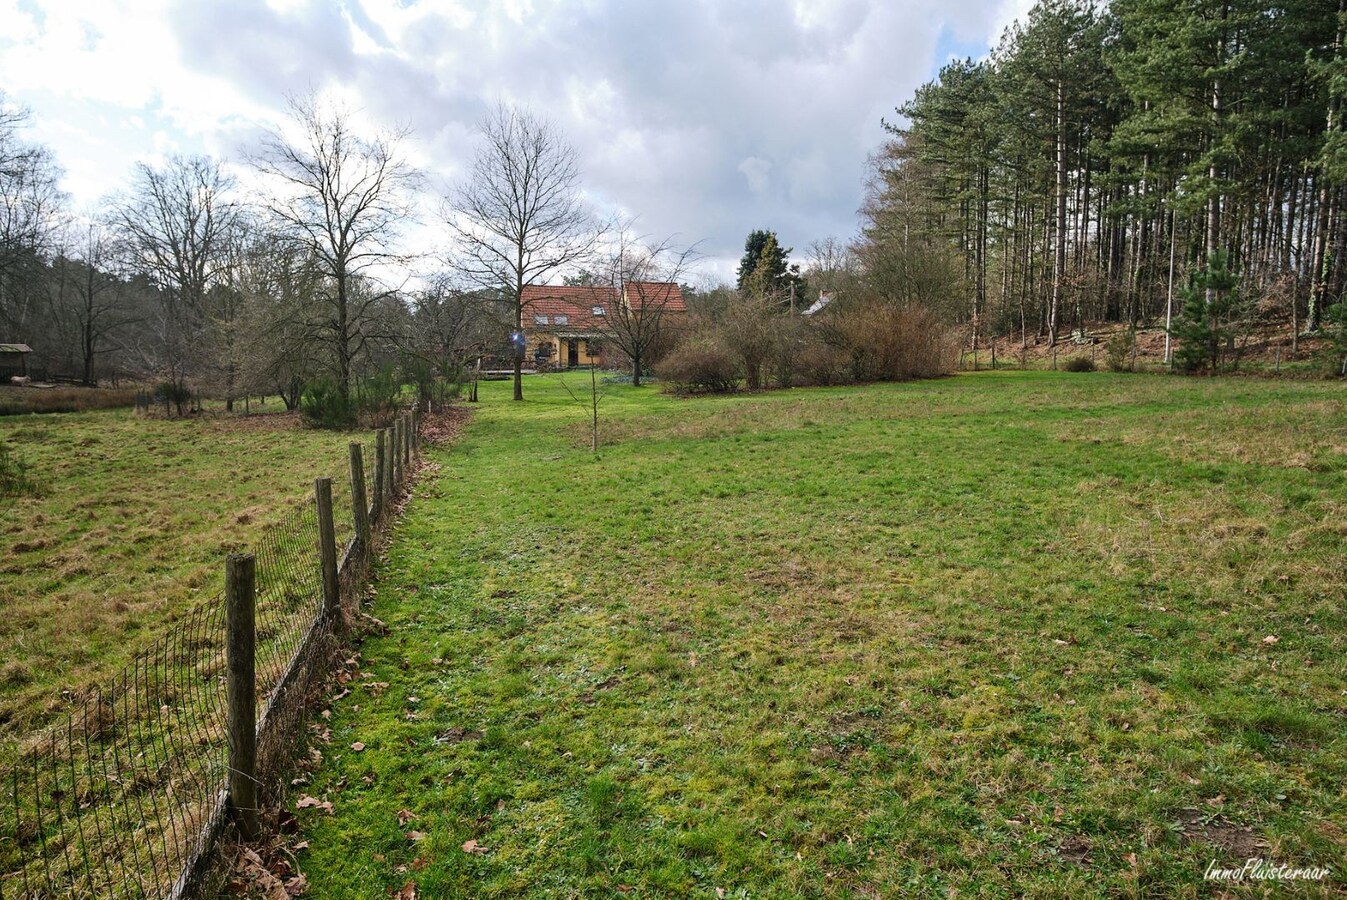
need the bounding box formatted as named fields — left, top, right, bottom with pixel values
left=1056, top=835, right=1093, bottom=866
left=434, top=727, right=483, bottom=744
left=1175, top=809, right=1268, bottom=858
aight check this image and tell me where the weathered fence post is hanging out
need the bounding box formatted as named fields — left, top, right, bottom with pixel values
left=349, top=442, right=370, bottom=560
left=391, top=419, right=402, bottom=490
left=373, top=428, right=387, bottom=523
left=225, top=553, right=260, bottom=842
left=403, top=414, right=412, bottom=470
left=315, top=478, right=340, bottom=624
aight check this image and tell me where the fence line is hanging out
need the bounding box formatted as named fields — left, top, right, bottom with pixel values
left=1, top=409, right=422, bottom=899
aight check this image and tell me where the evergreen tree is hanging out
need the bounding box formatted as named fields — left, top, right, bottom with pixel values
left=1171, top=250, right=1243, bottom=373
left=736, top=229, right=800, bottom=296
left=862, top=0, right=1343, bottom=349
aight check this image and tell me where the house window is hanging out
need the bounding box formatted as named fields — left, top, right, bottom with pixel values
left=534, top=314, right=549, bottom=325
left=587, top=340, right=603, bottom=355
left=592, top=306, right=606, bottom=316
left=554, top=314, right=569, bottom=325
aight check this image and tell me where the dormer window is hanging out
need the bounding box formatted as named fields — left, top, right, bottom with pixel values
left=593, top=306, right=606, bottom=316
left=534, top=314, right=549, bottom=325
left=554, top=314, right=569, bottom=325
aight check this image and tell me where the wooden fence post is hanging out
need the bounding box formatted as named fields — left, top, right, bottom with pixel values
left=373, top=428, right=387, bottom=523
left=315, top=478, right=340, bottom=623
left=349, top=442, right=370, bottom=559
left=225, top=553, right=259, bottom=842
left=402, top=414, right=412, bottom=470
left=391, top=420, right=402, bottom=490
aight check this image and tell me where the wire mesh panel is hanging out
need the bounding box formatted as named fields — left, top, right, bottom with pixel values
left=1, top=595, right=228, bottom=899
left=0, top=433, right=402, bottom=899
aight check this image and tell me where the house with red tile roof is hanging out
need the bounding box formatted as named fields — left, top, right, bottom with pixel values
left=521, top=281, right=685, bottom=369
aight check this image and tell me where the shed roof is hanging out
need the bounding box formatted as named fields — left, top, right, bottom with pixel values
left=0, top=343, right=32, bottom=354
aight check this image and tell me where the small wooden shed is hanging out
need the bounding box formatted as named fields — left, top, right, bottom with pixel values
left=0, top=344, right=32, bottom=380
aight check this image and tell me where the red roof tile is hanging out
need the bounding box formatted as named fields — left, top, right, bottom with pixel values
left=624, top=281, right=686, bottom=312
left=521, top=285, right=616, bottom=330
left=520, top=281, right=685, bottom=331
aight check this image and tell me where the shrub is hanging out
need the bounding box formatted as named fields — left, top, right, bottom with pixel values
left=0, top=387, right=137, bottom=416
left=300, top=379, right=356, bottom=429
left=152, top=381, right=193, bottom=416
left=657, top=339, right=740, bottom=394
left=401, top=357, right=464, bottom=413
left=1104, top=330, right=1136, bottom=372
left=721, top=298, right=775, bottom=390
left=1326, top=301, right=1347, bottom=377
left=793, top=340, right=855, bottom=387
left=1063, top=355, right=1096, bottom=372
left=832, top=299, right=959, bottom=381
left=355, top=365, right=402, bottom=427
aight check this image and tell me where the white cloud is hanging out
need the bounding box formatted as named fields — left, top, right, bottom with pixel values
left=2, top=0, right=1012, bottom=284
left=738, top=157, right=773, bottom=196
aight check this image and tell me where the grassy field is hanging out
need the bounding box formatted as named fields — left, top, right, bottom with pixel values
left=283, top=372, right=1346, bottom=897
left=0, top=407, right=371, bottom=750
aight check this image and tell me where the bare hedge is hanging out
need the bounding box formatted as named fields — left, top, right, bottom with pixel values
left=658, top=295, right=957, bottom=394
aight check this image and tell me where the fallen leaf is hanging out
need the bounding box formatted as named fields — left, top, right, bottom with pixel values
left=461, top=839, right=488, bottom=854
left=351, top=742, right=366, bottom=752
left=292, top=841, right=309, bottom=852
left=406, top=830, right=427, bottom=842
left=1263, top=635, right=1280, bottom=645
left=398, top=809, right=419, bottom=826
left=296, top=796, right=333, bottom=815
left=394, top=881, right=416, bottom=900
left=284, top=874, right=309, bottom=896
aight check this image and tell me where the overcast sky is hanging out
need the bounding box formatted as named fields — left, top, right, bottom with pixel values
left=1, top=0, right=1032, bottom=283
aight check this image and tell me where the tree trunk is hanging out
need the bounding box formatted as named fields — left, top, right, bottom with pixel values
left=1049, top=79, right=1067, bottom=347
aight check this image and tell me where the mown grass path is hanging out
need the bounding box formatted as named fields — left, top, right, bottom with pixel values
left=291, top=372, right=1346, bottom=897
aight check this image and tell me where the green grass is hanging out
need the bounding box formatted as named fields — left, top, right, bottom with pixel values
left=288, top=372, right=1346, bottom=897
left=0, top=407, right=371, bottom=750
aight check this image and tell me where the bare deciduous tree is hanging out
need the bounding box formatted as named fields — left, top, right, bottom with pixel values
left=56, top=220, right=138, bottom=385
left=113, top=154, right=239, bottom=392
left=400, top=275, right=496, bottom=408
left=447, top=104, right=599, bottom=401
left=596, top=228, right=696, bottom=387
left=250, top=92, right=420, bottom=407
left=239, top=239, right=324, bottom=410
left=0, top=96, right=66, bottom=340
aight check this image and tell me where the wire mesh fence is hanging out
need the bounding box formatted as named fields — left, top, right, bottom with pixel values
left=1, top=413, right=419, bottom=899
